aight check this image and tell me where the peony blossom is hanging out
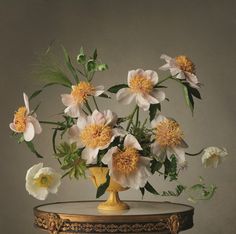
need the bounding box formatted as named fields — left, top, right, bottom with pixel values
left=25, top=163, right=61, bottom=200
left=151, top=115, right=188, bottom=166
left=102, top=134, right=152, bottom=189
left=68, top=109, right=125, bottom=164
left=61, top=81, right=104, bottom=118
left=116, top=69, right=165, bottom=111
left=202, top=146, right=228, bottom=168
left=9, top=93, right=42, bottom=142
left=159, top=54, right=200, bottom=88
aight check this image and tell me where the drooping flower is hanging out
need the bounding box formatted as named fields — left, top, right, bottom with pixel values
left=102, top=134, right=152, bottom=189
left=68, top=109, right=125, bottom=164
left=25, top=163, right=61, bottom=200
left=202, top=147, right=228, bottom=168
left=159, top=54, right=200, bottom=88
left=151, top=115, right=188, bottom=165
left=61, top=81, right=104, bottom=117
left=116, top=69, right=165, bottom=111
left=9, top=93, right=42, bottom=142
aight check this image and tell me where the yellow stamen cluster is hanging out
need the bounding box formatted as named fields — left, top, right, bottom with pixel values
left=71, top=81, right=95, bottom=104
left=113, top=147, right=139, bottom=174
left=130, top=75, right=153, bottom=94
left=175, top=55, right=195, bottom=74
left=80, top=124, right=112, bottom=148
left=156, top=119, right=183, bottom=147
left=34, top=175, right=53, bottom=188
left=14, top=106, right=27, bottom=132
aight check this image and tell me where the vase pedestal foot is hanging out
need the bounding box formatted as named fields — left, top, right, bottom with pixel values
left=98, top=191, right=129, bottom=211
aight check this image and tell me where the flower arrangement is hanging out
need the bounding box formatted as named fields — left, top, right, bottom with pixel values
left=10, top=46, right=228, bottom=205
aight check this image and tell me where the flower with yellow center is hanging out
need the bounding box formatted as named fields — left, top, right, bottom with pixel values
left=159, top=54, right=199, bottom=88
left=9, top=93, right=42, bottom=141
left=202, top=147, right=228, bottom=168
left=68, top=109, right=125, bottom=164
left=117, top=69, right=165, bottom=111
left=61, top=82, right=105, bottom=118
left=102, top=134, right=151, bottom=189
left=151, top=115, right=188, bottom=166
left=25, top=163, right=61, bottom=200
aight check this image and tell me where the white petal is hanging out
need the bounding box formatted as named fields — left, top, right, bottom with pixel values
left=81, top=148, right=99, bottom=164
left=28, top=116, right=42, bottom=134
left=151, top=114, right=167, bottom=128
left=112, top=128, right=126, bottom=137
left=143, top=94, right=160, bottom=104
left=26, top=163, right=43, bottom=181
left=124, top=134, right=142, bottom=150
left=103, top=109, right=118, bottom=126
left=23, top=93, right=30, bottom=114
left=159, top=63, right=171, bottom=71
left=136, top=94, right=150, bottom=111
left=160, top=54, right=172, bottom=62
left=91, top=109, right=106, bottom=125
left=64, top=104, right=82, bottom=118
left=61, top=94, right=74, bottom=107
left=48, top=173, right=61, bottom=194
left=151, top=90, right=166, bottom=103
left=172, top=147, right=186, bottom=164
left=94, top=85, right=105, bottom=96
left=116, top=88, right=135, bottom=105
left=151, top=141, right=161, bottom=154
left=185, top=72, right=200, bottom=88
left=23, top=122, right=35, bottom=142
left=76, top=116, right=87, bottom=130
left=127, top=70, right=137, bottom=85
left=68, top=125, right=84, bottom=148
left=180, top=139, right=188, bottom=148
left=144, top=70, right=158, bottom=85
left=174, top=70, right=185, bottom=79
left=102, top=146, right=118, bottom=165
left=9, top=123, right=19, bottom=133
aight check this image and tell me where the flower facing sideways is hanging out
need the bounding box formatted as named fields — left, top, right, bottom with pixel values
left=25, top=163, right=61, bottom=200
left=151, top=115, right=188, bottom=166
left=102, top=134, right=152, bottom=189
left=61, top=81, right=104, bottom=117
left=202, top=147, right=228, bottom=168
left=68, top=109, right=125, bottom=164
left=9, top=93, right=42, bottom=142
left=159, top=54, right=200, bottom=88
left=117, top=69, right=165, bottom=111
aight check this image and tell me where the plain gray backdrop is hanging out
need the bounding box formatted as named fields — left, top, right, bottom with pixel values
left=0, top=0, right=236, bottom=233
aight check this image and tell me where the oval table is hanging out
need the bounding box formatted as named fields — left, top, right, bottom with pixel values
left=34, top=201, right=194, bottom=234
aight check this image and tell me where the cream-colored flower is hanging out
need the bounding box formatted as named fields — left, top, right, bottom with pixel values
left=25, top=163, right=61, bottom=200
left=202, top=147, right=228, bottom=168
left=102, top=134, right=151, bottom=189
left=159, top=54, right=200, bottom=88
left=116, top=69, right=165, bottom=111
left=61, top=81, right=104, bottom=118
left=9, top=93, right=42, bottom=142
left=151, top=115, right=188, bottom=165
left=68, top=109, right=125, bottom=164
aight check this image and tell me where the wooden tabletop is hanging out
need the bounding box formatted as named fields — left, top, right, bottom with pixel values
left=34, top=201, right=194, bottom=234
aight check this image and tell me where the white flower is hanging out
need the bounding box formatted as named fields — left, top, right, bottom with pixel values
left=68, top=109, right=125, bottom=164
left=116, top=69, right=165, bottom=111
left=25, top=163, right=61, bottom=200
left=151, top=115, right=188, bottom=166
left=159, top=54, right=200, bottom=88
left=102, top=134, right=152, bottom=189
left=202, top=147, right=228, bottom=168
left=9, top=93, right=42, bottom=142
left=61, top=81, right=104, bottom=118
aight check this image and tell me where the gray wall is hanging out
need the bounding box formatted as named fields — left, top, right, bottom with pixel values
left=0, top=0, right=236, bottom=233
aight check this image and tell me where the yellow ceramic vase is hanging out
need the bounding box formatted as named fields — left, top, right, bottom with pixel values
left=89, top=167, right=129, bottom=211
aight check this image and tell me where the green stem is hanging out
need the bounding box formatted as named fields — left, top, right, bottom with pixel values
left=92, top=96, right=99, bottom=111
left=39, top=121, right=63, bottom=126
left=84, top=100, right=93, bottom=114
left=186, top=148, right=204, bottom=156
left=135, top=107, right=139, bottom=127
left=126, top=106, right=138, bottom=131
left=156, top=76, right=172, bottom=85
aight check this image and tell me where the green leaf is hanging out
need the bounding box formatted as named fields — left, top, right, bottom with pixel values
left=149, top=103, right=161, bottom=121
left=183, top=85, right=194, bottom=114
left=161, top=185, right=186, bottom=197
left=164, top=156, right=178, bottom=181
left=61, top=46, right=79, bottom=83
left=145, top=182, right=159, bottom=195
left=98, top=93, right=111, bottom=99
left=150, top=159, right=163, bottom=174
left=140, top=187, right=145, bottom=199
left=108, top=84, right=128, bottom=93
left=29, top=90, right=42, bottom=101
left=96, top=172, right=110, bottom=198
left=187, top=85, right=201, bottom=99
left=93, top=49, right=98, bottom=60
left=25, top=141, right=43, bottom=158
